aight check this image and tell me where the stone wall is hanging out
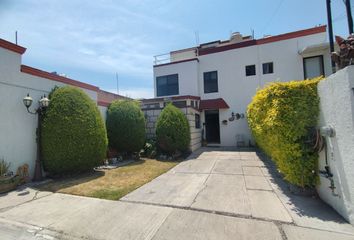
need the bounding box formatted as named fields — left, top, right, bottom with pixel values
left=143, top=108, right=161, bottom=140
left=142, top=105, right=202, bottom=152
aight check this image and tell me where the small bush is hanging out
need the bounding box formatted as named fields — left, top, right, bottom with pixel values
left=156, top=103, right=190, bottom=154
left=41, top=86, right=108, bottom=175
left=141, top=138, right=157, bottom=158
left=247, top=78, right=322, bottom=187
left=0, top=158, right=10, bottom=177
left=106, top=100, right=146, bottom=154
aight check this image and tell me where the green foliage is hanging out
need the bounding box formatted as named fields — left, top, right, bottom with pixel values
left=141, top=138, right=157, bottom=158
left=106, top=100, right=146, bottom=154
left=41, top=86, right=108, bottom=175
left=0, top=158, right=10, bottom=177
left=247, top=78, right=322, bottom=187
left=156, top=103, right=191, bottom=154
left=48, top=85, right=59, bottom=99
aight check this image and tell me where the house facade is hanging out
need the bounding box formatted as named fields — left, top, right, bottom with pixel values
left=0, top=38, right=126, bottom=177
left=149, top=26, right=332, bottom=148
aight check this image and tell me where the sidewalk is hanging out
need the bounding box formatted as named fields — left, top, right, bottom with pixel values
left=0, top=148, right=353, bottom=239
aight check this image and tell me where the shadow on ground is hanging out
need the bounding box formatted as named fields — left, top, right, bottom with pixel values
left=256, top=151, right=348, bottom=225
left=186, top=146, right=348, bottom=226
left=33, top=170, right=106, bottom=193
left=186, top=146, right=257, bottom=160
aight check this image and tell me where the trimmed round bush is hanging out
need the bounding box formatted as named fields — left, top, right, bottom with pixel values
left=41, top=86, right=108, bottom=174
left=106, top=100, right=146, bottom=153
left=156, top=103, right=190, bottom=154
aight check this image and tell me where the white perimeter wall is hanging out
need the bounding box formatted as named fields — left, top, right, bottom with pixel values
left=317, top=66, right=354, bottom=224
left=154, top=32, right=330, bottom=146
left=0, top=47, right=106, bottom=177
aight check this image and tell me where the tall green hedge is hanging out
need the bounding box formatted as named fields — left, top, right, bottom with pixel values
left=247, top=78, right=322, bottom=187
left=41, top=86, right=108, bottom=174
left=106, top=100, right=146, bottom=154
left=156, top=103, right=190, bottom=154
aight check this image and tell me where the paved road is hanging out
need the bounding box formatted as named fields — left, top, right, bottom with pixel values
left=0, top=148, right=353, bottom=239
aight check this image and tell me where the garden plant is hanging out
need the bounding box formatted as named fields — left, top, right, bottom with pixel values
left=247, top=78, right=322, bottom=187
left=156, top=103, right=190, bottom=155
left=41, top=86, right=108, bottom=175
left=106, top=100, right=146, bottom=156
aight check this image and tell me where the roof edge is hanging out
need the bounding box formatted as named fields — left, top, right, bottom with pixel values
left=0, top=38, right=26, bottom=54
left=141, top=95, right=200, bottom=103
left=97, top=101, right=111, bottom=107
left=21, top=65, right=99, bottom=92
left=161, top=25, right=327, bottom=59
left=256, top=25, right=327, bottom=45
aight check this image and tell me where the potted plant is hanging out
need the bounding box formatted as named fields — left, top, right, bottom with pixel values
left=0, top=158, right=20, bottom=193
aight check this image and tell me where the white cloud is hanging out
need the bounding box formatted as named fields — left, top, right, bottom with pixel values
left=0, top=0, right=184, bottom=79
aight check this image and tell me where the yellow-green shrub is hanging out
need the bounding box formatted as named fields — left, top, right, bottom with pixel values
left=247, top=78, right=322, bottom=187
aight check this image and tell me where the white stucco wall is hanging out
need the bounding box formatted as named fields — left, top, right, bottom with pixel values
left=171, top=49, right=196, bottom=62
left=154, top=31, right=330, bottom=146
left=154, top=59, right=199, bottom=97
left=317, top=66, right=354, bottom=224
left=0, top=47, right=102, bottom=178
left=98, top=106, right=108, bottom=122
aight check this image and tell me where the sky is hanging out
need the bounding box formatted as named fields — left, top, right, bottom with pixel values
left=0, top=0, right=352, bottom=98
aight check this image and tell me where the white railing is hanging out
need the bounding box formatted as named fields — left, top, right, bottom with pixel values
left=153, top=53, right=171, bottom=65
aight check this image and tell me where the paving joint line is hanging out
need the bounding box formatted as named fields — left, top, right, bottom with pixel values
left=275, top=223, right=289, bottom=240
left=0, top=217, right=101, bottom=240
left=189, top=159, right=218, bottom=206
left=0, top=191, right=53, bottom=213
left=119, top=199, right=295, bottom=226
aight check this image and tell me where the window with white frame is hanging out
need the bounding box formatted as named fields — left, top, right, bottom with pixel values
left=156, top=74, right=179, bottom=96
left=262, top=62, right=274, bottom=74
left=204, top=71, right=218, bottom=93
left=303, top=56, right=324, bottom=79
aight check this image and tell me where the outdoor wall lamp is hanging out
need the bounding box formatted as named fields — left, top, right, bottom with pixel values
left=22, top=93, right=50, bottom=181
left=23, top=93, right=50, bottom=113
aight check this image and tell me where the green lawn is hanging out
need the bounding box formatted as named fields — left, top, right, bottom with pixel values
left=37, top=158, right=179, bottom=200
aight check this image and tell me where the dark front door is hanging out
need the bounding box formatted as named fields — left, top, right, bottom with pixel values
left=205, top=110, right=220, bottom=143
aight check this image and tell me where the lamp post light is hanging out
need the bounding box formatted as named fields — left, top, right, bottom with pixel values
left=23, top=93, right=50, bottom=181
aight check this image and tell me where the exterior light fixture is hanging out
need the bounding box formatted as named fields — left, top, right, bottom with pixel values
left=23, top=94, right=33, bottom=109
left=39, top=95, right=50, bottom=108
left=22, top=93, right=50, bottom=181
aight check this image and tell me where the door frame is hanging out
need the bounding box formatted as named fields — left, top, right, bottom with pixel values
left=204, top=110, right=220, bottom=144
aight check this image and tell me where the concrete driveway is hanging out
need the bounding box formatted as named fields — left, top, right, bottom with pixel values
left=1, top=148, right=353, bottom=240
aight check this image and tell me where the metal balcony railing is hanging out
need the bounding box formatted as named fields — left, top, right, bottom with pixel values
left=153, top=53, right=171, bottom=65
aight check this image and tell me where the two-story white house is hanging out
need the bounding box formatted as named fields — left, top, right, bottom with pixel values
left=143, top=25, right=332, bottom=149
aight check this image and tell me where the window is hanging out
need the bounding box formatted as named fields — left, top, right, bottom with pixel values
left=143, top=103, right=159, bottom=109
left=172, top=101, right=186, bottom=108
left=204, top=71, right=218, bottom=93
left=156, top=74, right=179, bottom=96
left=195, top=113, right=201, bottom=129
left=245, top=65, right=256, bottom=76
left=262, top=62, right=274, bottom=74
left=303, top=56, right=324, bottom=79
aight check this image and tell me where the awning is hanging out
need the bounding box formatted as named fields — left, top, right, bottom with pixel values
left=199, top=98, right=230, bottom=110
left=299, top=43, right=330, bottom=55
